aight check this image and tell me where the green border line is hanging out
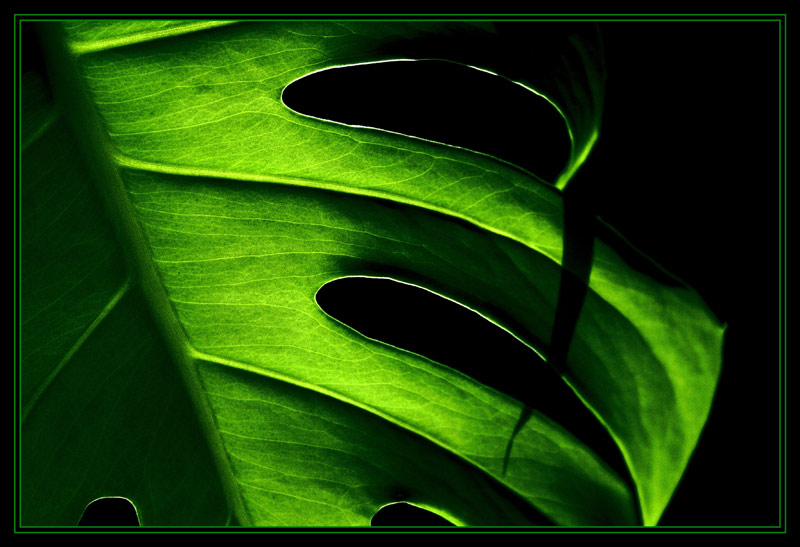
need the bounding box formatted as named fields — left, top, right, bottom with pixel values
left=778, top=14, right=786, bottom=533
left=13, top=13, right=787, bottom=534
left=14, top=15, right=20, bottom=533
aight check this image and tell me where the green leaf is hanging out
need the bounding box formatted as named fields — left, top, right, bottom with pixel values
left=19, top=20, right=723, bottom=527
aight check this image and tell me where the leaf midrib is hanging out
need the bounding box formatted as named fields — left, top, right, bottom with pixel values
left=49, top=24, right=582, bottom=525
left=41, top=25, right=254, bottom=525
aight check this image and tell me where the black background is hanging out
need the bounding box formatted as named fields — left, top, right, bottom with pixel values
left=23, top=18, right=781, bottom=528
left=593, top=20, right=778, bottom=526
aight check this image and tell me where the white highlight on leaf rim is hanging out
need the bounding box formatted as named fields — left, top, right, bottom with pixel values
left=374, top=500, right=465, bottom=527
left=79, top=496, right=140, bottom=525
left=314, top=274, right=549, bottom=365
left=280, top=58, right=569, bottom=188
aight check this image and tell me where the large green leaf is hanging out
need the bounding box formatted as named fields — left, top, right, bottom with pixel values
left=19, top=20, right=724, bottom=527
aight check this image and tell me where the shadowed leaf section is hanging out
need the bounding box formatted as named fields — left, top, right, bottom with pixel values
left=316, top=276, right=632, bottom=489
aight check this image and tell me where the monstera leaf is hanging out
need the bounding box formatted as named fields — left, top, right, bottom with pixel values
left=19, top=20, right=724, bottom=527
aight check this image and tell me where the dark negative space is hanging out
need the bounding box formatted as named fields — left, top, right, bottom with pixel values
left=593, top=22, right=777, bottom=526
left=371, top=503, right=455, bottom=526
left=283, top=59, right=570, bottom=184
left=78, top=498, right=140, bottom=526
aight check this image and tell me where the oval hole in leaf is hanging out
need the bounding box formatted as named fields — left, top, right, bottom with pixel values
left=78, top=497, right=140, bottom=526
left=371, top=502, right=455, bottom=526
left=282, top=59, right=570, bottom=183
left=316, top=276, right=633, bottom=488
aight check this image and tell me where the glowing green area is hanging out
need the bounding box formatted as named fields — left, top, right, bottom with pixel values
left=20, top=21, right=723, bottom=527
left=62, top=20, right=240, bottom=54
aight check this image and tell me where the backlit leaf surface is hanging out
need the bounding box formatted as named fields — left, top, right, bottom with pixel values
left=20, top=20, right=724, bottom=527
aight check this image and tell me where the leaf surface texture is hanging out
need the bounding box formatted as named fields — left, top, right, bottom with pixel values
left=20, top=20, right=724, bottom=527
